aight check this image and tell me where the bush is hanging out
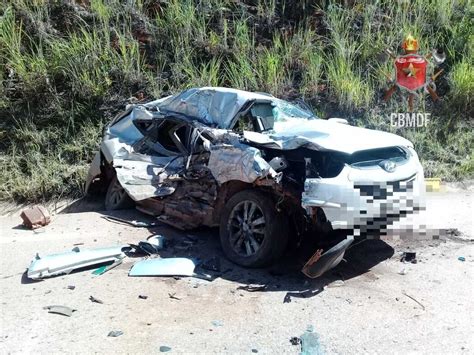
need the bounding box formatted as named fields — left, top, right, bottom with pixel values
left=0, top=0, right=473, bottom=202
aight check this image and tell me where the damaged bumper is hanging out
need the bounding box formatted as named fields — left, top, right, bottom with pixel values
left=27, top=246, right=129, bottom=279
left=302, top=155, right=425, bottom=236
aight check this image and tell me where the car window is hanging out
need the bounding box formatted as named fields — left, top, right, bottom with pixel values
left=232, top=99, right=314, bottom=133
left=151, top=119, right=189, bottom=156
left=271, top=99, right=314, bottom=122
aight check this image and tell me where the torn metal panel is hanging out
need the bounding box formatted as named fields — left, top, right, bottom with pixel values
left=129, top=257, right=196, bottom=277
left=208, top=143, right=276, bottom=184
left=302, top=237, right=354, bottom=278
left=113, top=154, right=185, bottom=201
left=136, top=172, right=218, bottom=229
left=244, top=119, right=413, bottom=154
left=155, top=87, right=273, bottom=128
left=27, top=246, right=129, bottom=280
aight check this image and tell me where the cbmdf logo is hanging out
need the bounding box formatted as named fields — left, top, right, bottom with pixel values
left=384, top=35, right=445, bottom=111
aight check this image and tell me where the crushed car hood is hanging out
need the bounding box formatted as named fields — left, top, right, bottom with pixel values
left=244, top=119, right=413, bottom=154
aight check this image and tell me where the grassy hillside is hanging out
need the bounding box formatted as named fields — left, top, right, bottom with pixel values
left=1, top=0, right=473, bottom=202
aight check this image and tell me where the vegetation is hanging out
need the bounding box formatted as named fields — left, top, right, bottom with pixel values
left=1, top=0, right=473, bottom=202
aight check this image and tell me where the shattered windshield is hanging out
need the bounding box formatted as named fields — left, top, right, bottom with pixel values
left=271, top=98, right=316, bottom=122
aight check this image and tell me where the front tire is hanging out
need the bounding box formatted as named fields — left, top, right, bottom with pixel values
left=105, top=175, right=133, bottom=210
left=219, top=190, right=288, bottom=267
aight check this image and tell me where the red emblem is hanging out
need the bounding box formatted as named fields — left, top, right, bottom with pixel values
left=395, top=55, right=427, bottom=92
left=384, top=35, right=445, bottom=111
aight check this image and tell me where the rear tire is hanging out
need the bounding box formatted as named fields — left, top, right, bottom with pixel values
left=105, top=175, right=134, bottom=210
left=219, top=190, right=288, bottom=267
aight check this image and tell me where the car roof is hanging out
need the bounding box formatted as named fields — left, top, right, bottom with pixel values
left=155, top=87, right=275, bottom=128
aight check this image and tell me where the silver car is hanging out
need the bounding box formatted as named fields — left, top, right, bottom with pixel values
left=86, top=87, right=425, bottom=277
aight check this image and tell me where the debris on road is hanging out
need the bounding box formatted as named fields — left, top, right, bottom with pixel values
left=89, top=296, right=104, bottom=304
left=159, top=345, right=172, bottom=352
left=138, top=295, right=148, bottom=299
left=211, top=320, right=224, bottom=327
left=174, top=239, right=196, bottom=251
left=20, top=205, right=51, bottom=229
left=236, top=284, right=267, bottom=292
left=132, top=235, right=165, bottom=255
left=283, top=293, right=292, bottom=303
left=102, top=215, right=159, bottom=228
left=398, top=268, right=407, bottom=275
left=299, top=325, right=325, bottom=355
left=302, top=238, right=353, bottom=278
left=92, top=258, right=124, bottom=275
left=43, top=305, right=76, bottom=317
left=458, top=256, right=466, bottom=262
left=28, top=245, right=130, bottom=279
left=290, top=336, right=301, bottom=346
left=327, top=280, right=345, bottom=288
left=129, top=257, right=196, bottom=277
left=67, top=285, right=75, bottom=290
left=168, top=293, right=181, bottom=300
left=200, top=257, right=221, bottom=272
left=402, top=291, right=425, bottom=310
left=401, top=252, right=417, bottom=263
left=107, top=330, right=124, bottom=337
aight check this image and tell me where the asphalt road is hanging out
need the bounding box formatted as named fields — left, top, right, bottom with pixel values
left=0, top=189, right=473, bottom=354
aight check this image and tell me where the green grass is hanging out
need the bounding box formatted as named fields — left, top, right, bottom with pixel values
left=0, top=0, right=473, bottom=202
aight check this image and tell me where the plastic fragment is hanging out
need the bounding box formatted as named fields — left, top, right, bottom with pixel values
left=211, top=320, right=223, bottom=327
left=43, top=305, right=76, bottom=317
left=300, top=325, right=325, bottom=355
left=89, top=296, right=104, bottom=304
left=108, top=331, right=123, bottom=337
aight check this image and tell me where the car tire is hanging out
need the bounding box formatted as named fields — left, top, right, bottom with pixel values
left=105, top=175, right=134, bottom=210
left=219, top=189, right=289, bottom=267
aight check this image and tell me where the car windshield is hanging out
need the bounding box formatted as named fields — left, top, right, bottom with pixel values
left=271, top=98, right=316, bottom=122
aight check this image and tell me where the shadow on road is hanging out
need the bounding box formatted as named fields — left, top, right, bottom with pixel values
left=55, top=197, right=395, bottom=301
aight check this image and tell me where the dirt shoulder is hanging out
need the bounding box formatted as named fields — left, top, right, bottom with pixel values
left=0, top=191, right=473, bottom=353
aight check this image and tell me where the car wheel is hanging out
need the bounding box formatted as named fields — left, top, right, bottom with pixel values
left=105, top=175, right=133, bottom=210
left=219, top=190, right=289, bottom=267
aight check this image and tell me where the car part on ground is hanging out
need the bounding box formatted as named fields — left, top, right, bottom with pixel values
left=43, top=305, right=76, bottom=317
left=101, top=215, right=160, bottom=227
left=20, top=205, right=51, bottom=229
left=85, top=87, right=426, bottom=274
left=27, top=246, right=129, bottom=280
left=92, top=258, right=124, bottom=275
left=128, top=257, right=197, bottom=277
left=301, top=237, right=354, bottom=278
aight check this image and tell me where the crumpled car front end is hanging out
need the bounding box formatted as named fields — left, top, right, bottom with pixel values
left=302, top=146, right=425, bottom=237
left=84, top=87, right=428, bottom=278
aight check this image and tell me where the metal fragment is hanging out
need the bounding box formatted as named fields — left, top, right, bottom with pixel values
left=43, top=305, right=76, bottom=317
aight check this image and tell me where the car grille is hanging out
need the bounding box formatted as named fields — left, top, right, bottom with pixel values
left=354, top=174, right=416, bottom=200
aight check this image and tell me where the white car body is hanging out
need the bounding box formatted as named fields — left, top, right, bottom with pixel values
left=86, top=87, right=425, bottom=275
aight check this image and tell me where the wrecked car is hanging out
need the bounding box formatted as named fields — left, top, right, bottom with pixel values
left=86, top=87, right=425, bottom=275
